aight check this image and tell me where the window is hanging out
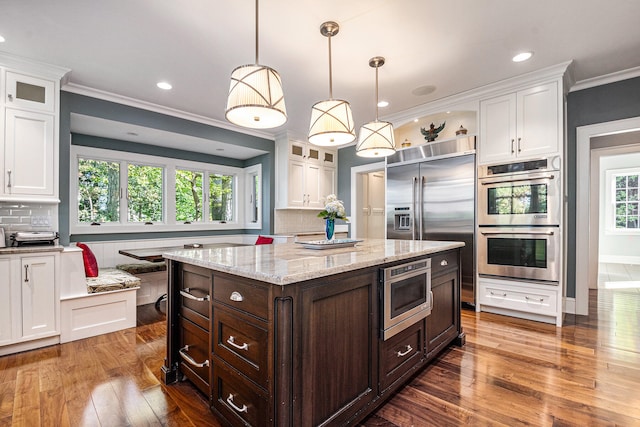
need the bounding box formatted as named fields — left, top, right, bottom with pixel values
left=175, top=169, right=203, bottom=223
left=78, top=158, right=120, bottom=223
left=71, top=146, right=260, bottom=234
left=614, top=173, right=639, bottom=229
left=128, top=163, right=163, bottom=223
left=209, top=174, right=234, bottom=222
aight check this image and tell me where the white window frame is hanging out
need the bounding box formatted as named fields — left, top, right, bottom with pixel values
left=605, top=167, right=640, bottom=235
left=244, top=163, right=262, bottom=229
left=70, top=145, right=259, bottom=234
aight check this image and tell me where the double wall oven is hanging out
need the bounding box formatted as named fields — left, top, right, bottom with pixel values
left=477, top=156, right=561, bottom=283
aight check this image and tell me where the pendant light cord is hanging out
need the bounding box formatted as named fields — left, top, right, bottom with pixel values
left=375, top=66, right=379, bottom=121
left=255, top=0, right=259, bottom=63
left=328, top=35, right=333, bottom=99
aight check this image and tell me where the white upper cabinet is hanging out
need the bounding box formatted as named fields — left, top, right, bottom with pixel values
left=5, top=72, right=56, bottom=113
left=479, top=81, right=560, bottom=164
left=4, top=108, right=55, bottom=197
left=0, top=57, right=66, bottom=203
left=276, top=135, right=338, bottom=209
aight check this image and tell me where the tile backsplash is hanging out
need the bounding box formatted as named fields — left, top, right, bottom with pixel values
left=0, top=201, right=58, bottom=245
left=274, top=209, right=327, bottom=234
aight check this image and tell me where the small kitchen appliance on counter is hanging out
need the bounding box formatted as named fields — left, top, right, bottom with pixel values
left=10, top=231, right=59, bottom=247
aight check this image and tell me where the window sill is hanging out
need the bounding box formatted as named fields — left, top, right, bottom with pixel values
left=70, top=221, right=254, bottom=235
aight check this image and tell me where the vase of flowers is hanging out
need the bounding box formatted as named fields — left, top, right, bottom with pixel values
left=317, top=194, right=348, bottom=241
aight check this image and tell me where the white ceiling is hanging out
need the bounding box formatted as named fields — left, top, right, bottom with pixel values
left=2, top=0, right=640, bottom=150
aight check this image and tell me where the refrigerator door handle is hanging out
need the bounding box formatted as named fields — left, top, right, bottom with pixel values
left=412, top=177, right=418, bottom=240
left=420, top=176, right=426, bottom=239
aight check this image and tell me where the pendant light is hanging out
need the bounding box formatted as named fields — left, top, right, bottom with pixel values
left=356, top=57, right=396, bottom=157
left=226, top=0, right=287, bottom=129
left=308, top=21, right=355, bottom=147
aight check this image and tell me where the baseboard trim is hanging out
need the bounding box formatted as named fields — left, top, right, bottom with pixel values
left=564, top=297, right=576, bottom=314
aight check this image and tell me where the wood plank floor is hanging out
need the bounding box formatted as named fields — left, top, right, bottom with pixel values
left=1, top=289, right=639, bottom=426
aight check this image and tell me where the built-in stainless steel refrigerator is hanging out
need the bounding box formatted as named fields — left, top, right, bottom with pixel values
left=386, top=137, right=476, bottom=305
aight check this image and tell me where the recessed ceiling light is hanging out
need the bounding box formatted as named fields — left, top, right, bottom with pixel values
left=411, top=85, right=436, bottom=96
left=126, top=131, right=139, bottom=136
left=157, top=81, right=172, bottom=90
left=216, top=148, right=225, bottom=151
left=413, top=119, right=419, bottom=123
left=377, top=101, right=389, bottom=108
left=512, top=51, right=533, bottom=62
left=0, top=35, right=5, bottom=43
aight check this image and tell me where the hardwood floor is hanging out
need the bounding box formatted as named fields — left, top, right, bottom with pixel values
left=1, top=290, right=639, bottom=427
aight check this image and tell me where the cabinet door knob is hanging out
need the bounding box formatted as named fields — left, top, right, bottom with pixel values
left=7, top=94, right=13, bottom=101
left=517, top=137, right=522, bottom=152
left=440, top=259, right=448, bottom=266
left=24, top=265, right=29, bottom=282
left=511, top=139, right=515, bottom=154
left=230, top=291, right=244, bottom=302
left=178, top=345, right=209, bottom=368
left=180, top=288, right=210, bottom=302
left=7, top=170, right=12, bottom=188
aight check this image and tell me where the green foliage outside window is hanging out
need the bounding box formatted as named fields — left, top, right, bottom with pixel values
left=128, top=164, right=163, bottom=223
left=78, top=158, right=120, bottom=223
left=210, top=174, right=234, bottom=221
left=615, top=174, right=639, bottom=229
left=176, top=169, right=203, bottom=222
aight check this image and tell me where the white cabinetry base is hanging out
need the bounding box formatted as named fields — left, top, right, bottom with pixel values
left=477, top=277, right=563, bottom=327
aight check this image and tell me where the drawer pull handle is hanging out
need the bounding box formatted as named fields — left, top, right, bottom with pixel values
left=525, top=296, right=544, bottom=302
left=226, top=393, right=248, bottom=413
left=226, top=336, right=249, bottom=351
left=490, top=291, right=507, bottom=297
left=397, top=345, right=413, bottom=358
left=230, top=291, right=244, bottom=302
left=180, top=288, right=210, bottom=302
left=178, top=345, right=209, bottom=368
left=440, top=259, right=448, bottom=266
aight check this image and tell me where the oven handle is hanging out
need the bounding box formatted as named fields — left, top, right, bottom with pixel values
left=480, top=230, right=555, bottom=236
left=480, top=174, right=555, bottom=185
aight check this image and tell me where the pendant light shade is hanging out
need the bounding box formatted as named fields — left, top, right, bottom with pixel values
left=308, top=21, right=355, bottom=146
left=225, top=0, right=287, bottom=129
left=226, top=64, right=287, bottom=129
left=356, top=56, right=396, bottom=157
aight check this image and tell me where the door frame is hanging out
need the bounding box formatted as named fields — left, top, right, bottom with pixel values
left=575, top=116, right=640, bottom=315
left=350, top=162, right=385, bottom=239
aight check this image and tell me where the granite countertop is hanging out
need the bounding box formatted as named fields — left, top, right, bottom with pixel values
left=163, top=238, right=464, bottom=285
left=0, top=244, right=64, bottom=255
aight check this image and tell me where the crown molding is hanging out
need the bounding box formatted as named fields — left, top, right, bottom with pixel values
left=62, top=82, right=275, bottom=140
left=570, top=66, right=640, bottom=92
left=384, top=61, right=573, bottom=128
left=0, top=51, right=70, bottom=81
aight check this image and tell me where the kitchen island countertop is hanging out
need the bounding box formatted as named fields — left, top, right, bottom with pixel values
left=162, top=238, right=464, bottom=285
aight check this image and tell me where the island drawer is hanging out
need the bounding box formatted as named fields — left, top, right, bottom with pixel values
left=213, top=303, right=269, bottom=389
left=430, top=250, right=459, bottom=276
left=379, top=318, right=425, bottom=393
left=213, top=274, right=269, bottom=320
left=179, top=264, right=212, bottom=329
left=213, top=358, right=269, bottom=427
left=178, top=317, right=211, bottom=395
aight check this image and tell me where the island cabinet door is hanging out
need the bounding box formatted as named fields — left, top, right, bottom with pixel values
left=295, top=269, right=379, bottom=426
left=426, top=250, right=461, bottom=360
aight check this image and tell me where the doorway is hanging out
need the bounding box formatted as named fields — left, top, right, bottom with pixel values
left=576, top=117, right=640, bottom=315
left=351, top=162, right=385, bottom=239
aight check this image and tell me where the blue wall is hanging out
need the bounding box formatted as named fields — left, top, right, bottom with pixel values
left=59, top=91, right=275, bottom=245
left=566, top=76, right=640, bottom=297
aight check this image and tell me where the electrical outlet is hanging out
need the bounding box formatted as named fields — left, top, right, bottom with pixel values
left=31, top=215, right=51, bottom=227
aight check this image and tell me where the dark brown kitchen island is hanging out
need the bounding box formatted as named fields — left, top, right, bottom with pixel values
left=161, top=238, right=464, bottom=426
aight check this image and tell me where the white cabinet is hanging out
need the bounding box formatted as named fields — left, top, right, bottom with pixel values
left=5, top=71, right=56, bottom=113
left=4, top=108, right=55, bottom=197
left=0, top=251, right=60, bottom=355
left=477, top=277, right=563, bottom=327
left=0, top=58, right=66, bottom=203
left=0, top=257, right=14, bottom=346
left=276, top=135, right=337, bottom=209
left=479, top=81, right=560, bottom=164
left=21, top=255, right=57, bottom=338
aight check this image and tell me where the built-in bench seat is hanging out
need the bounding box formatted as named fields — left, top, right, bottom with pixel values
left=116, top=262, right=167, bottom=306
left=86, top=268, right=142, bottom=293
